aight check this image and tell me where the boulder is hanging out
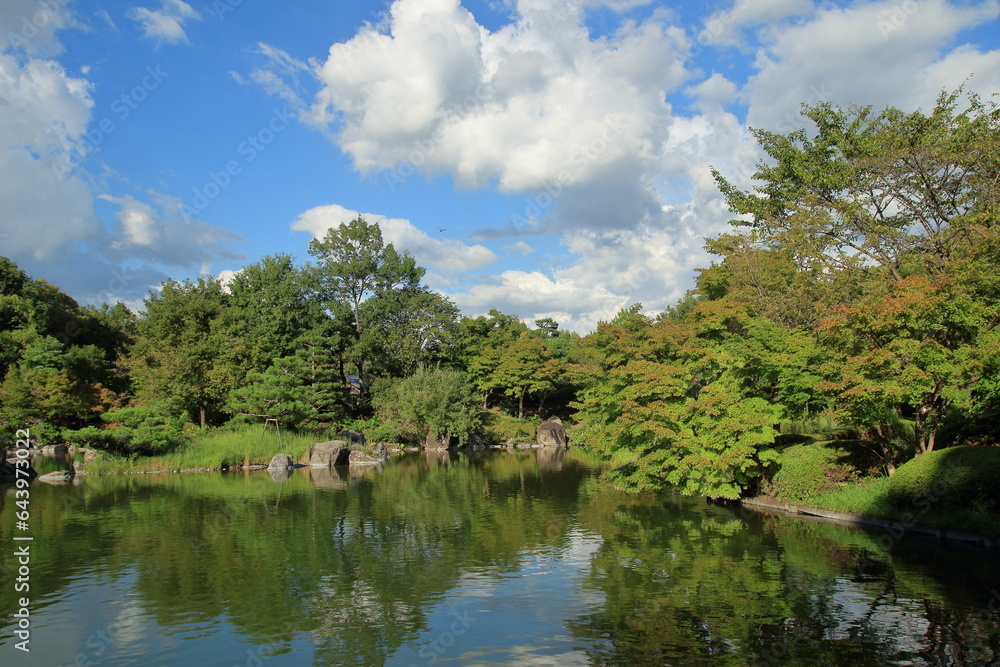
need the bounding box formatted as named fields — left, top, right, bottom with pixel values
left=40, top=444, right=68, bottom=456
left=348, top=450, right=380, bottom=466
left=267, top=453, right=294, bottom=470
left=338, top=429, right=366, bottom=446
left=370, top=442, right=389, bottom=458
left=536, top=419, right=568, bottom=448
left=460, top=432, right=487, bottom=450
left=309, top=440, right=348, bottom=467
left=38, top=469, right=74, bottom=484
left=425, top=433, right=455, bottom=451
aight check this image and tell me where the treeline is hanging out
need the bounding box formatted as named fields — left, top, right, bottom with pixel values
left=1, top=89, right=998, bottom=498
left=0, top=217, right=580, bottom=453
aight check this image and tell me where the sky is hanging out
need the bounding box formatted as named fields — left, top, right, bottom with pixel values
left=2, top=0, right=999, bottom=333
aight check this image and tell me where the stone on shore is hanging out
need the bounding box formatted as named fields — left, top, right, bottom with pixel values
left=536, top=419, right=568, bottom=448
left=267, top=453, right=294, bottom=470
left=309, top=441, right=348, bottom=467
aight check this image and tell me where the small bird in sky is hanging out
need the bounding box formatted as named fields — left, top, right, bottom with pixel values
left=438, top=228, right=446, bottom=232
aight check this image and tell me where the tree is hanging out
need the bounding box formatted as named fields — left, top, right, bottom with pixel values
left=219, top=254, right=327, bottom=380
left=227, top=333, right=346, bottom=427
left=711, top=89, right=1000, bottom=464
left=308, top=217, right=424, bottom=379
left=712, top=88, right=999, bottom=282
left=373, top=368, right=483, bottom=444
left=126, top=278, right=230, bottom=428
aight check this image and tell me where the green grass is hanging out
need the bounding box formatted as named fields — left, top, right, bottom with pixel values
left=81, top=425, right=329, bottom=474
left=801, top=474, right=1000, bottom=539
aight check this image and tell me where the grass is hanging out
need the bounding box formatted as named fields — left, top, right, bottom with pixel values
left=800, top=474, right=1000, bottom=539
left=81, top=425, right=329, bottom=474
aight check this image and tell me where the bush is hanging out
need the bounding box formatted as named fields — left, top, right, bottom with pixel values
left=887, top=445, right=1000, bottom=513
left=372, top=369, right=484, bottom=443
left=768, top=443, right=857, bottom=502
left=64, top=406, right=186, bottom=454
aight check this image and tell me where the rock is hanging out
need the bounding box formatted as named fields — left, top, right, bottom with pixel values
left=38, top=469, right=74, bottom=484
left=515, top=442, right=533, bottom=449
left=83, top=449, right=106, bottom=462
left=370, top=442, right=389, bottom=458
left=338, top=429, right=366, bottom=446
left=40, top=444, right=68, bottom=456
left=425, top=433, right=455, bottom=451
left=72, top=460, right=86, bottom=474
left=309, top=440, right=348, bottom=467
left=461, top=432, right=487, bottom=450
left=348, top=450, right=380, bottom=466
left=536, top=419, right=568, bottom=448
left=267, top=453, right=294, bottom=470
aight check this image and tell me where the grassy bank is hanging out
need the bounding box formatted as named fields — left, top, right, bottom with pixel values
left=81, top=426, right=323, bottom=474
left=785, top=473, right=1000, bottom=539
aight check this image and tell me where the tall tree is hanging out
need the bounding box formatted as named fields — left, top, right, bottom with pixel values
left=126, top=278, right=230, bottom=428
left=307, top=217, right=424, bottom=379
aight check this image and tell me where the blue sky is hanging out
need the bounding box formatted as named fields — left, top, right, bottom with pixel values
left=2, top=0, right=999, bottom=332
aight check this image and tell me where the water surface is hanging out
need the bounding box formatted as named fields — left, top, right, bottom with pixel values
left=1, top=449, right=998, bottom=665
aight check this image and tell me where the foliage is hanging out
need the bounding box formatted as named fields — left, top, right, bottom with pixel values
left=886, top=445, right=1000, bottom=513
left=481, top=413, right=536, bottom=445
left=372, top=367, right=484, bottom=443
left=768, top=443, right=857, bottom=502
left=66, top=406, right=187, bottom=454
left=125, top=277, right=231, bottom=427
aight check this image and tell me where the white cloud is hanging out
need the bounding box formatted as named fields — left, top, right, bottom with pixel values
left=303, top=0, right=692, bottom=233
left=506, top=241, right=535, bottom=255
left=698, top=0, right=813, bottom=48
left=128, top=0, right=201, bottom=45
left=0, top=0, right=78, bottom=56
left=291, top=203, right=497, bottom=273
left=743, top=0, right=1000, bottom=132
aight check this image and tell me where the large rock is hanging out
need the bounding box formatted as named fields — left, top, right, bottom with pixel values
left=267, top=453, right=294, bottom=470
left=37, top=469, right=74, bottom=484
left=338, top=429, right=366, bottom=446
left=425, top=433, right=455, bottom=451
left=309, top=440, right=348, bottom=467
left=40, top=444, right=68, bottom=456
left=460, top=432, right=487, bottom=450
left=536, top=419, right=568, bottom=448
left=347, top=450, right=381, bottom=466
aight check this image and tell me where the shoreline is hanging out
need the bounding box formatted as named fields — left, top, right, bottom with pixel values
left=738, top=496, right=1000, bottom=555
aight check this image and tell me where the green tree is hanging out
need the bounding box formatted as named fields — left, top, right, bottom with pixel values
left=126, top=278, right=230, bottom=427
left=373, top=367, right=483, bottom=444
left=308, top=217, right=424, bottom=379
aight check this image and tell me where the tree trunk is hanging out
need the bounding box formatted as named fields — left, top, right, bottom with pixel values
left=200, top=404, right=206, bottom=429
left=518, top=387, right=526, bottom=419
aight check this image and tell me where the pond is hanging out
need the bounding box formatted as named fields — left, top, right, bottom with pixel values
left=1, top=449, right=999, bottom=666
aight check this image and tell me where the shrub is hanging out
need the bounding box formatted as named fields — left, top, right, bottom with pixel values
left=64, top=406, right=186, bottom=454
left=887, top=445, right=1000, bottom=513
left=768, top=443, right=857, bottom=502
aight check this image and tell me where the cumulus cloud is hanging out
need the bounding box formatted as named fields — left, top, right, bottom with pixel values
left=0, top=8, right=243, bottom=308
left=742, top=0, right=1000, bottom=131
left=291, top=203, right=497, bottom=273
left=0, top=0, right=80, bottom=56
left=698, top=0, right=813, bottom=48
left=128, top=0, right=201, bottom=45
left=300, top=0, right=691, bottom=233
